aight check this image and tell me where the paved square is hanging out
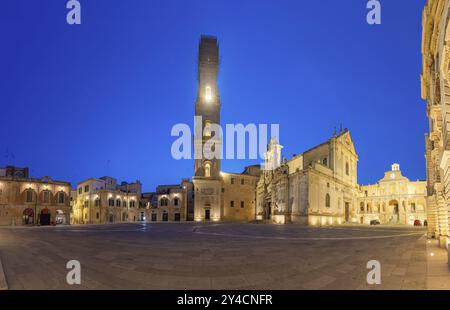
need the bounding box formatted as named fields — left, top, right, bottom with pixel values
left=0, top=223, right=443, bottom=290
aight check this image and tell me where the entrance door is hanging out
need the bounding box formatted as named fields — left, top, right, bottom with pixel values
left=23, top=208, right=34, bottom=225
left=345, top=202, right=350, bottom=222
left=40, top=209, right=51, bottom=226
left=265, top=202, right=272, bottom=220
left=151, top=213, right=157, bottom=222
left=174, top=213, right=181, bottom=222
left=205, top=209, right=210, bottom=221
left=393, top=205, right=399, bottom=222
left=163, top=212, right=168, bottom=222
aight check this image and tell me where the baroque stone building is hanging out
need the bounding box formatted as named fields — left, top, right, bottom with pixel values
left=358, top=164, right=427, bottom=225
left=71, top=176, right=141, bottom=224
left=422, top=0, right=450, bottom=250
left=256, top=130, right=360, bottom=225
left=142, top=180, right=193, bottom=222
left=0, top=166, right=71, bottom=226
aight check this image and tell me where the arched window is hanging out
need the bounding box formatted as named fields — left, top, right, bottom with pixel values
left=95, top=198, right=101, bottom=207
left=174, top=197, right=179, bottom=206
left=360, top=202, right=364, bottom=212
left=26, top=189, right=34, bottom=203
left=116, top=199, right=121, bottom=207
left=205, top=86, right=212, bottom=102
left=58, top=192, right=65, bottom=204
left=108, top=198, right=115, bottom=207
left=205, top=163, right=211, bottom=177
left=204, top=121, right=212, bottom=137
left=43, top=190, right=50, bottom=203
left=345, top=162, right=349, bottom=176
left=325, top=194, right=330, bottom=208
left=160, top=197, right=169, bottom=207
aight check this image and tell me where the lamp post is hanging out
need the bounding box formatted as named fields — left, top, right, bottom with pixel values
left=34, top=183, right=40, bottom=226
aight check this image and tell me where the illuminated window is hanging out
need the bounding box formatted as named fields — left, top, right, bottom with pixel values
left=205, top=163, right=211, bottom=177
left=204, top=121, right=212, bottom=137
left=205, top=86, right=212, bottom=102
left=325, top=194, right=330, bottom=208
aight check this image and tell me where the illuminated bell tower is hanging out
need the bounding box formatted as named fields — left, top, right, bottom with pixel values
left=194, top=35, right=221, bottom=178
left=193, top=35, right=223, bottom=222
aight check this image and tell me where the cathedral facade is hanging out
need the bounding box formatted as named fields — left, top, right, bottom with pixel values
left=256, top=130, right=360, bottom=226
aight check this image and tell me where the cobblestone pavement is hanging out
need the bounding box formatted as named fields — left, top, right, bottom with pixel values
left=0, top=223, right=444, bottom=290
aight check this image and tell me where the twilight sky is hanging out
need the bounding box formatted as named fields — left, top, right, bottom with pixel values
left=0, top=0, right=427, bottom=191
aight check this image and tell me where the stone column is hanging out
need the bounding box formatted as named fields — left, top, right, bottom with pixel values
left=439, top=151, right=450, bottom=248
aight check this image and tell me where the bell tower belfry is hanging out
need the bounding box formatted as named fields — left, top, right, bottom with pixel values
left=193, top=35, right=223, bottom=222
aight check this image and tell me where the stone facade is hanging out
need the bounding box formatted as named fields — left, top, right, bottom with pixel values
left=256, top=133, right=427, bottom=227
left=257, top=130, right=360, bottom=225
left=221, top=170, right=260, bottom=222
left=71, top=177, right=141, bottom=224
left=422, top=0, right=450, bottom=250
left=145, top=180, right=193, bottom=222
left=0, top=167, right=71, bottom=226
left=359, top=164, right=427, bottom=225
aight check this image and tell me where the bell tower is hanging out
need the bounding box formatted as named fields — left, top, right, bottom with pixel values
left=193, top=35, right=223, bottom=222
left=194, top=35, right=221, bottom=178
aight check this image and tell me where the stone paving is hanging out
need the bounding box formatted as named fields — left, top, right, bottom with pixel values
left=0, top=223, right=446, bottom=290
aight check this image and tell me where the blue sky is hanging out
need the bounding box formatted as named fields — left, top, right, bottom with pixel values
left=0, top=0, right=427, bottom=191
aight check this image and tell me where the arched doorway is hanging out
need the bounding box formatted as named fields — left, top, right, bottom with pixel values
left=40, top=208, right=51, bottom=226
left=23, top=208, right=34, bottom=225
left=56, top=210, right=66, bottom=225
left=389, top=200, right=399, bottom=223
